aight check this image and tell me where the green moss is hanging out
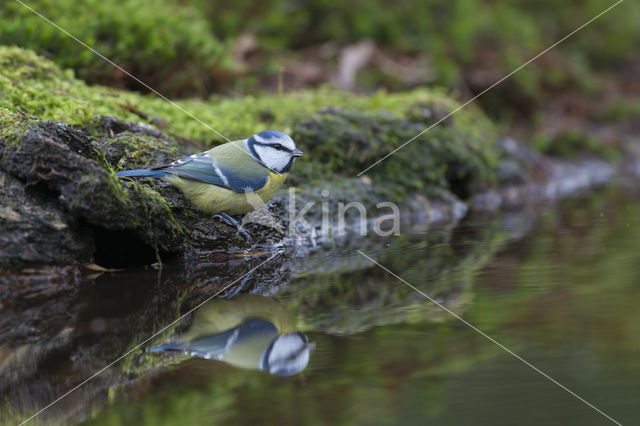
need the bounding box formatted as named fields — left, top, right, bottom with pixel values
left=66, top=169, right=184, bottom=251
left=602, top=100, right=640, bottom=123
left=0, top=110, right=185, bottom=253
left=532, top=130, right=622, bottom=162
left=0, top=0, right=234, bottom=97
left=93, top=132, right=180, bottom=171
left=2, top=0, right=638, bottom=113
left=0, top=398, right=30, bottom=425
left=0, top=108, right=35, bottom=148
left=291, top=104, right=499, bottom=199
left=0, top=46, right=475, bottom=140
left=1, top=46, right=502, bottom=200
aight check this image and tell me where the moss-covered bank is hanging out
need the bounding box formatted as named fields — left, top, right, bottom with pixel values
left=0, top=46, right=506, bottom=267
left=0, top=45, right=501, bottom=197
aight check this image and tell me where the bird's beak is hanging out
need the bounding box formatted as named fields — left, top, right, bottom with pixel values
left=292, top=148, right=303, bottom=157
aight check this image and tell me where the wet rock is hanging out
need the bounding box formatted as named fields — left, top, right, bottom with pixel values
left=0, top=105, right=518, bottom=272
left=0, top=171, right=91, bottom=265
left=0, top=115, right=253, bottom=268
left=0, top=119, right=184, bottom=264
left=1, top=111, right=475, bottom=269
left=472, top=156, right=617, bottom=211
left=96, top=116, right=166, bottom=139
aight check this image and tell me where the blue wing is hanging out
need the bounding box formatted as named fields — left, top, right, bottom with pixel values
left=148, top=329, right=235, bottom=358
left=160, top=150, right=268, bottom=194
left=148, top=319, right=279, bottom=360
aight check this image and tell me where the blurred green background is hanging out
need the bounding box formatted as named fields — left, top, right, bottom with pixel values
left=2, top=0, right=638, bottom=115
left=1, top=0, right=639, bottom=165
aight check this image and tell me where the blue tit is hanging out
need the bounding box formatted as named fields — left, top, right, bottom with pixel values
left=149, top=294, right=314, bottom=376
left=116, top=130, right=303, bottom=215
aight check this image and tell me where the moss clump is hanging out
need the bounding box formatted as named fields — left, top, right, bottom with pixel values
left=532, top=130, right=622, bottom=162
left=0, top=114, right=183, bottom=259
left=602, top=100, right=640, bottom=123
left=0, top=108, right=37, bottom=148
left=93, top=132, right=180, bottom=171
left=292, top=105, right=499, bottom=200
left=0, top=46, right=477, bottom=139
left=0, top=0, right=234, bottom=97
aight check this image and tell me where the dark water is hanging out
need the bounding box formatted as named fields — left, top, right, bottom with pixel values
left=2, top=186, right=640, bottom=425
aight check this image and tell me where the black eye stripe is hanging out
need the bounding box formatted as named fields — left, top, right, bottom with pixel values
left=255, top=142, right=291, bottom=152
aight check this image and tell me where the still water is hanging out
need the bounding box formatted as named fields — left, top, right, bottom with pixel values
left=2, top=186, right=640, bottom=425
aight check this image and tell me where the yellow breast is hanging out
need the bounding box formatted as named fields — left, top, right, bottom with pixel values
left=166, top=172, right=288, bottom=215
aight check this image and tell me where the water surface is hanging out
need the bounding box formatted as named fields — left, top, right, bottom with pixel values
left=2, top=186, right=640, bottom=425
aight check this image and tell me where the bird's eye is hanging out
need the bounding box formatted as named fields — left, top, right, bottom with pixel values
left=273, top=144, right=286, bottom=151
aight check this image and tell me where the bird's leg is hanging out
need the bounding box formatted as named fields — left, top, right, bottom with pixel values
left=214, top=212, right=253, bottom=243
left=219, top=270, right=254, bottom=299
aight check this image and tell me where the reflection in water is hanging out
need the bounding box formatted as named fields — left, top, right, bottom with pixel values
left=149, top=295, right=314, bottom=376
left=5, top=187, right=640, bottom=425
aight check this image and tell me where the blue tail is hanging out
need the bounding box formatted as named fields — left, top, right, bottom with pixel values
left=116, top=169, right=169, bottom=178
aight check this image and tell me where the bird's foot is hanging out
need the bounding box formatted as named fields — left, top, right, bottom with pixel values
left=214, top=212, right=253, bottom=244
left=219, top=272, right=254, bottom=299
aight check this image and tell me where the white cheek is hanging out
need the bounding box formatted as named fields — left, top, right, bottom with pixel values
left=255, top=146, right=290, bottom=172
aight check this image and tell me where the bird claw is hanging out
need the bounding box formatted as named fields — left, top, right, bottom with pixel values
left=214, top=213, right=253, bottom=244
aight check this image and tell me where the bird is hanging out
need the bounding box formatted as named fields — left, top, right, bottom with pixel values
left=116, top=130, right=303, bottom=240
left=148, top=294, right=315, bottom=376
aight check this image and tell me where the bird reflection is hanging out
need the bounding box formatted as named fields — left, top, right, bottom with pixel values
left=149, top=294, right=314, bottom=376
